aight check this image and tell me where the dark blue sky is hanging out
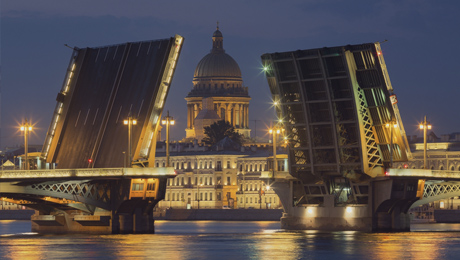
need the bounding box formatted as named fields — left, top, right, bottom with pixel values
left=1, top=0, right=459, bottom=149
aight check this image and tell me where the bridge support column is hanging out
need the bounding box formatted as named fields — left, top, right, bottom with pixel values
left=113, top=209, right=155, bottom=234
left=133, top=208, right=155, bottom=234
left=371, top=178, right=420, bottom=232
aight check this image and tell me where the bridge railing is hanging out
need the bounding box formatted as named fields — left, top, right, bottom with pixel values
left=389, top=168, right=460, bottom=179
left=0, top=167, right=176, bottom=181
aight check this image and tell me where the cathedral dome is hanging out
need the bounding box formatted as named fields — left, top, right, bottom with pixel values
left=194, top=52, right=242, bottom=79
left=193, top=26, right=242, bottom=80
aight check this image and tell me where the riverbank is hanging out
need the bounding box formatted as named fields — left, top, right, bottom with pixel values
left=0, top=209, right=35, bottom=220
left=156, top=208, right=283, bottom=221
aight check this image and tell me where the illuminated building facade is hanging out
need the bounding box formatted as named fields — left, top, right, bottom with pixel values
left=155, top=142, right=284, bottom=209
left=185, top=26, right=251, bottom=141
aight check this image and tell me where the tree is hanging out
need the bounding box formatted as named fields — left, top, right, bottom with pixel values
left=202, top=120, right=243, bottom=146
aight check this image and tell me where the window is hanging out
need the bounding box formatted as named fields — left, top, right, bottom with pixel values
left=162, top=162, right=165, bottom=167
left=181, top=162, right=184, bottom=169
left=156, top=162, right=159, bottom=167
left=210, top=178, right=213, bottom=185
left=205, top=162, right=208, bottom=169
left=200, top=193, right=203, bottom=201
left=227, top=161, right=231, bottom=169
left=239, top=164, right=243, bottom=171
left=245, top=164, right=248, bottom=171
left=188, top=177, right=191, bottom=185
left=181, top=177, right=184, bottom=186
left=255, top=164, right=258, bottom=171
left=132, top=183, right=144, bottom=191
left=210, top=193, right=213, bottom=201
left=205, top=193, right=208, bottom=201
left=200, top=161, right=203, bottom=169
left=147, top=183, right=155, bottom=191
left=210, top=161, right=213, bottom=168
left=172, top=193, right=175, bottom=201
left=250, top=165, right=253, bottom=171
left=227, top=177, right=231, bottom=185
left=188, top=162, right=191, bottom=169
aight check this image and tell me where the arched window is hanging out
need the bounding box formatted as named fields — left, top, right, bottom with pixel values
left=440, top=166, right=444, bottom=170
left=451, top=166, right=455, bottom=171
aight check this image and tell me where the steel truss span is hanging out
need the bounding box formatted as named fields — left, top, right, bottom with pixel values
left=42, top=36, right=183, bottom=169
left=261, top=43, right=410, bottom=189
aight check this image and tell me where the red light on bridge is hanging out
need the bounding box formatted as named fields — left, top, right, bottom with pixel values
left=404, top=164, right=408, bottom=169
left=88, top=159, right=93, bottom=164
left=385, top=170, right=390, bottom=176
left=377, top=51, right=382, bottom=56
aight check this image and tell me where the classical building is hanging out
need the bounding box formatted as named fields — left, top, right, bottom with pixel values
left=155, top=142, right=285, bottom=209
left=185, top=25, right=251, bottom=141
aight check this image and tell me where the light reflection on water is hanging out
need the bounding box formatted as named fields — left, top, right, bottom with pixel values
left=2, top=220, right=460, bottom=259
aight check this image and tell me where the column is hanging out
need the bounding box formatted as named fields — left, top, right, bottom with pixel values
left=242, top=105, right=246, bottom=128
left=232, top=104, right=237, bottom=127
left=187, top=105, right=191, bottom=128
left=239, top=104, right=243, bottom=128
left=247, top=104, right=250, bottom=128
left=226, top=104, right=232, bottom=124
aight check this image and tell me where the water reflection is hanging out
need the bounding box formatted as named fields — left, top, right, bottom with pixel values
left=1, top=221, right=460, bottom=259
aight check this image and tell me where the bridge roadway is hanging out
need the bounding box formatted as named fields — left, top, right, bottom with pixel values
left=0, top=167, right=176, bottom=234
left=388, top=168, right=460, bottom=180
left=0, top=167, right=176, bottom=182
left=263, top=168, right=460, bottom=231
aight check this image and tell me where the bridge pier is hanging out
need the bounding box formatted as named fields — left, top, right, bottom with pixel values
left=273, top=177, right=422, bottom=232
left=114, top=209, right=155, bottom=234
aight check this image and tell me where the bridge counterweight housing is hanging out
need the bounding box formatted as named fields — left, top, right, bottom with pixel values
left=262, top=42, right=415, bottom=231
left=0, top=35, right=183, bottom=234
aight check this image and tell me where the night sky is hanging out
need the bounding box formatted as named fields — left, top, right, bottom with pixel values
left=1, top=0, right=459, bottom=149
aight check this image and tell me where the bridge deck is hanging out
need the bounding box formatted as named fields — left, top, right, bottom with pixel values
left=0, top=167, right=175, bottom=182
left=388, top=168, right=460, bottom=180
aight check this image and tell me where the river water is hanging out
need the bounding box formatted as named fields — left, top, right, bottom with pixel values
left=2, top=220, right=460, bottom=259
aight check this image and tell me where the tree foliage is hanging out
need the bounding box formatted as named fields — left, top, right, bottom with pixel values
left=202, top=120, right=243, bottom=146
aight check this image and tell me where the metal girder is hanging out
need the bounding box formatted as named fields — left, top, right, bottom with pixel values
left=411, top=181, right=460, bottom=208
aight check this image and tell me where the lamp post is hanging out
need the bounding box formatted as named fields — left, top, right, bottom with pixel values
left=419, top=116, right=432, bottom=169
left=161, top=111, right=175, bottom=167
left=385, top=121, right=398, bottom=168
left=20, top=119, right=33, bottom=170
left=123, top=116, right=137, bottom=167
left=197, top=183, right=203, bottom=209
left=269, top=125, right=284, bottom=177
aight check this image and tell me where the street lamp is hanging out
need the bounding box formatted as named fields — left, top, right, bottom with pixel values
left=269, top=125, right=284, bottom=177
left=20, top=119, right=33, bottom=170
left=197, top=183, right=203, bottom=209
left=419, top=116, right=432, bottom=169
left=123, top=116, right=137, bottom=167
left=161, top=111, right=175, bottom=167
left=385, top=121, right=398, bottom=168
